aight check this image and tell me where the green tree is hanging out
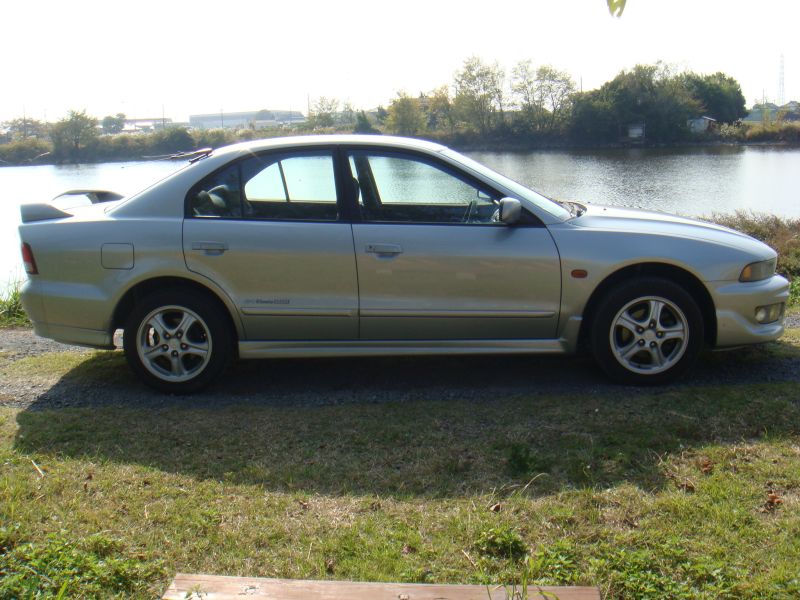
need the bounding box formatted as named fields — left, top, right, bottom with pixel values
left=101, top=113, right=126, bottom=135
left=151, top=127, right=194, bottom=154
left=426, top=85, right=455, bottom=133
left=309, top=96, right=339, bottom=128
left=339, top=102, right=356, bottom=125
left=353, top=111, right=378, bottom=134
left=3, top=117, right=45, bottom=140
left=512, top=61, right=576, bottom=135
left=50, top=110, right=98, bottom=161
left=570, top=90, right=618, bottom=142
left=453, top=56, right=505, bottom=134
left=681, top=72, right=747, bottom=123
left=386, top=93, right=426, bottom=136
left=570, top=64, right=700, bottom=143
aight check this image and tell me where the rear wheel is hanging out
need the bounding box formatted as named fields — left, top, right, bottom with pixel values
left=591, top=278, right=704, bottom=385
left=123, top=289, right=232, bottom=393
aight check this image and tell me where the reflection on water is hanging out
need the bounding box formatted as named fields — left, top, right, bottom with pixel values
left=466, top=146, right=800, bottom=218
left=2, top=146, right=799, bottom=291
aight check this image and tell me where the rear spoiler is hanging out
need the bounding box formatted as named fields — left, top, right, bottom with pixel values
left=53, top=189, right=125, bottom=204
left=20, top=189, right=125, bottom=223
left=21, top=203, right=73, bottom=223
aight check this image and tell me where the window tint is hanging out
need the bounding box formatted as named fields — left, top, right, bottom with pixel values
left=190, top=152, right=338, bottom=221
left=190, top=163, right=242, bottom=218
left=348, top=152, right=499, bottom=224
left=242, top=154, right=337, bottom=220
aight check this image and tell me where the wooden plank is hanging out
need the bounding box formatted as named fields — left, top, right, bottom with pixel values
left=162, top=573, right=601, bottom=600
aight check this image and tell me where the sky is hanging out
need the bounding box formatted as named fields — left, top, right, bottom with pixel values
left=3, top=0, right=798, bottom=124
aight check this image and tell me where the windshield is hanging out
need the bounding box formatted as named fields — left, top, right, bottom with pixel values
left=441, top=149, right=571, bottom=220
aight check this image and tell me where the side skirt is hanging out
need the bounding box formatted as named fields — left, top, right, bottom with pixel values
left=238, top=338, right=569, bottom=359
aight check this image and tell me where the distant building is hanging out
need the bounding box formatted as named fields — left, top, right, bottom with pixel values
left=189, top=109, right=305, bottom=130
left=687, top=116, right=717, bottom=134
left=742, top=101, right=799, bottom=123
left=627, top=123, right=645, bottom=140
left=123, top=118, right=174, bottom=133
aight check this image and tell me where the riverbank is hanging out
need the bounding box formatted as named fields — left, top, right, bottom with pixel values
left=3, top=124, right=800, bottom=167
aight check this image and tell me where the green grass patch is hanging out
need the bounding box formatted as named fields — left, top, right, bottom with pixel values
left=0, top=282, right=30, bottom=328
left=0, top=350, right=125, bottom=381
left=2, top=350, right=800, bottom=598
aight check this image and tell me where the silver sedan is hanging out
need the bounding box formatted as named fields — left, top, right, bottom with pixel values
left=18, top=135, right=789, bottom=392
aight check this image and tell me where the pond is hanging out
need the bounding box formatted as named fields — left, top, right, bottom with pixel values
left=2, top=145, right=798, bottom=292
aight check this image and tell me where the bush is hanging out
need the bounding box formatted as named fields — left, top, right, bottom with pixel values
left=743, top=122, right=800, bottom=143
left=0, top=283, right=29, bottom=327
left=0, top=138, right=51, bottom=163
left=474, top=526, right=527, bottom=560
left=708, top=212, right=800, bottom=281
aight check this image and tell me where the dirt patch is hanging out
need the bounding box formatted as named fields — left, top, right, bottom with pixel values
left=0, top=324, right=798, bottom=413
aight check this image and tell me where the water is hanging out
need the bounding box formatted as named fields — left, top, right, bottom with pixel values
left=1, top=161, right=185, bottom=292
left=468, top=146, right=800, bottom=218
left=2, top=146, right=799, bottom=292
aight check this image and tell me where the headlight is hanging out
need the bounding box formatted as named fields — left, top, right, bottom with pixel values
left=739, top=258, right=777, bottom=282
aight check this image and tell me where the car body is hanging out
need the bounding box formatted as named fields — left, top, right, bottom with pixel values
left=18, top=135, right=789, bottom=391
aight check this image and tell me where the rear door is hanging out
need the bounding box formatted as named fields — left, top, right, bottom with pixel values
left=183, top=149, right=358, bottom=340
left=346, top=149, right=562, bottom=340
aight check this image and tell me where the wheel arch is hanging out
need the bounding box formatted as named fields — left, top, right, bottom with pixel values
left=578, top=262, right=717, bottom=350
left=111, top=276, right=242, bottom=348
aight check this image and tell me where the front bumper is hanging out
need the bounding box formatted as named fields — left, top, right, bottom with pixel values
left=709, top=274, right=790, bottom=347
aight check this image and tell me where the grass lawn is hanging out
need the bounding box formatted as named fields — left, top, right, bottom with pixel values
left=0, top=331, right=799, bottom=598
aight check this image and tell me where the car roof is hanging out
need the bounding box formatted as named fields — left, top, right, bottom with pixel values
left=212, top=134, right=448, bottom=157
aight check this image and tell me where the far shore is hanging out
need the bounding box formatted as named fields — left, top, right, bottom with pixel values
left=2, top=137, right=799, bottom=169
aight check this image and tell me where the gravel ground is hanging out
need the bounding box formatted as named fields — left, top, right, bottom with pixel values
left=1, top=322, right=798, bottom=412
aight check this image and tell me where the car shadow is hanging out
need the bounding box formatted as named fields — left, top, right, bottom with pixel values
left=13, top=337, right=800, bottom=499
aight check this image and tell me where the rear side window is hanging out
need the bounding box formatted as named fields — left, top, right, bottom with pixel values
left=190, top=163, right=242, bottom=218
left=189, top=151, right=339, bottom=221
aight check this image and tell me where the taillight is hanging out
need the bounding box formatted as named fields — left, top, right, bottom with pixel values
left=21, top=242, right=38, bottom=275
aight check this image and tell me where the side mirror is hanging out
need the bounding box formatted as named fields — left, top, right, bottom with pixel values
left=498, top=198, right=521, bottom=225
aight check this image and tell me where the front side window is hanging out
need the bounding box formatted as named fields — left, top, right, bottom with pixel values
left=190, top=151, right=338, bottom=221
left=348, top=151, right=500, bottom=224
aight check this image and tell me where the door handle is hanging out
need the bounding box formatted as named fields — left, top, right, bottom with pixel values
left=191, top=241, right=228, bottom=254
left=365, top=243, right=403, bottom=255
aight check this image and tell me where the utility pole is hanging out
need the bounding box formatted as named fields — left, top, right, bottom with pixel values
left=220, top=107, right=224, bottom=129
left=778, top=53, right=785, bottom=106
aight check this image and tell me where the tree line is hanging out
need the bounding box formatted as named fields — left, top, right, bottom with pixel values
left=0, top=57, right=761, bottom=165
left=373, top=58, right=748, bottom=145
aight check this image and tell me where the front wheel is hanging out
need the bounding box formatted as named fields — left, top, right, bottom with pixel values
left=590, top=278, right=704, bottom=385
left=123, top=289, right=232, bottom=393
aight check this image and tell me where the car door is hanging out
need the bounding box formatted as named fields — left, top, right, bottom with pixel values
left=346, top=149, right=561, bottom=340
left=183, top=149, right=358, bottom=340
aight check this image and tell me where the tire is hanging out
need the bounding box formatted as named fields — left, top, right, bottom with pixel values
left=123, top=289, right=232, bottom=393
left=590, top=277, right=704, bottom=385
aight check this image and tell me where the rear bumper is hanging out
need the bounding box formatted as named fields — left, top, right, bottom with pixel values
left=21, top=279, right=115, bottom=349
left=709, top=274, right=790, bottom=347
left=31, top=321, right=115, bottom=349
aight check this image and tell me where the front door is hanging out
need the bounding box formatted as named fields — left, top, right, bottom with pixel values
left=346, top=149, right=561, bottom=340
left=183, top=149, right=358, bottom=340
